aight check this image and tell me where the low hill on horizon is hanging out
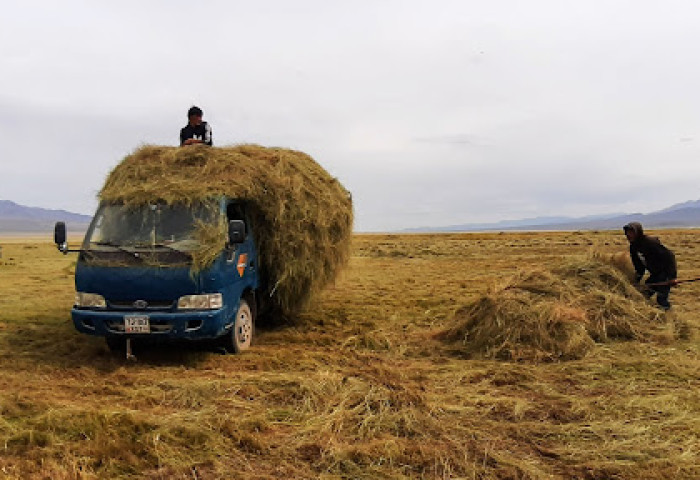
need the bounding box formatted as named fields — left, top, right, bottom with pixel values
left=0, top=200, right=91, bottom=234
left=404, top=199, right=700, bottom=233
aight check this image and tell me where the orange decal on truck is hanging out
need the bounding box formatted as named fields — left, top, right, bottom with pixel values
left=237, top=254, right=248, bottom=277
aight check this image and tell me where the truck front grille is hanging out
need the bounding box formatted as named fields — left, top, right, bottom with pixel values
left=108, top=300, right=175, bottom=311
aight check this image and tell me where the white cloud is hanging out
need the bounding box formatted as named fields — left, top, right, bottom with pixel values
left=2, top=1, right=700, bottom=231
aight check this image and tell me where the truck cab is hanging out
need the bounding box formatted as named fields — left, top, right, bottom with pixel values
left=55, top=197, right=259, bottom=353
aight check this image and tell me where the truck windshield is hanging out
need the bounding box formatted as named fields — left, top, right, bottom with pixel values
left=83, top=202, right=219, bottom=253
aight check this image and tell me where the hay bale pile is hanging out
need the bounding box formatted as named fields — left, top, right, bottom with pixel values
left=99, top=144, right=353, bottom=318
left=441, top=253, right=679, bottom=362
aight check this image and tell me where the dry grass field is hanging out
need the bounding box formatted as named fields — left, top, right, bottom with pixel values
left=0, top=231, right=698, bottom=479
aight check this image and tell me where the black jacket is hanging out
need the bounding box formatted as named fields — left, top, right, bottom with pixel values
left=180, top=121, right=213, bottom=146
left=625, top=222, right=677, bottom=279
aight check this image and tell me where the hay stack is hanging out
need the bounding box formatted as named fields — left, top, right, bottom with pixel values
left=441, top=253, right=673, bottom=362
left=554, top=256, right=663, bottom=341
left=99, top=145, right=353, bottom=318
left=442, top=268, right=594, bottom=361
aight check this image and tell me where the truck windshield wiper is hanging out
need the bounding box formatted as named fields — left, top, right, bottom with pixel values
left=151, top=243, right=192, bottom=256
left=118, top=243, right=192, bottom=258
left=91, top=241, right=139, bottom=255
left=91, top=241, right=193, bottom=259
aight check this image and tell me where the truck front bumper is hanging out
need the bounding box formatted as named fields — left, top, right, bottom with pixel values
left=72, top=308, right=232, bottom=340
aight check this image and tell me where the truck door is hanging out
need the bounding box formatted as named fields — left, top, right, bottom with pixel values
left=225, top=202, right=256, bottom=292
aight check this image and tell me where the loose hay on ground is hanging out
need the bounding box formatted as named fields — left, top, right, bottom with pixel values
left=441, top=252, right=680, bottom=361
left=99, top=144, right=353, bottom=319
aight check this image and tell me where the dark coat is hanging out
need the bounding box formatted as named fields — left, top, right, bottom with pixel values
left=625, top=222, right=677, bottom=279
left=180, top=121, right=213, bottom=146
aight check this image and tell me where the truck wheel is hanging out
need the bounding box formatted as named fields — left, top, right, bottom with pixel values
left=226, top=298, right=254, bottom=353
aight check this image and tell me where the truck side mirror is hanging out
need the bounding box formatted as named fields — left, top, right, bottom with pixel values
left=54, top=222, right=67, bottom=252
left=228, top=220, right=246, bottom=245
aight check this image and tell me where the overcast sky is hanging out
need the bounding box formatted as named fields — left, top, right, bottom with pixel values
left=2, top=1, right=700, bottom=231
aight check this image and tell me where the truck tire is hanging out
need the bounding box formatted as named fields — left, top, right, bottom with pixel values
left=225, top=298, right=254, bottom=353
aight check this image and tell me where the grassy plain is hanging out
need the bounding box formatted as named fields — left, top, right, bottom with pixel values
left=0, top=231, right=697, bottom=479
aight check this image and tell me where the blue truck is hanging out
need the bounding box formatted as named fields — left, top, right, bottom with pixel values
left=54, top=197, right=258, bottom=355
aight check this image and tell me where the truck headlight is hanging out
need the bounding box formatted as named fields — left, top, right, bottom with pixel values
left=75, top=292, right=106, bottom=308
left=177, top=293, right=223, bottom=310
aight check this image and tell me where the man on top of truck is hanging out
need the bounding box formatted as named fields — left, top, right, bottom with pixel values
left=180, top=105, right=213, bottom=146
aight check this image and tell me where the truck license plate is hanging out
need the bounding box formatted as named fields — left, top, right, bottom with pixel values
left=124, top=315, right=150, bottom=333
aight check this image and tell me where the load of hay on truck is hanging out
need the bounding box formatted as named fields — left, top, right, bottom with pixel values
left=55, top=144, right=353, bottom=353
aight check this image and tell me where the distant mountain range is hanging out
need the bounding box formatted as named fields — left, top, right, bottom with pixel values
left=404, top=200, right=700, bottom=232
left=4, top=199, right=700, bottom=235
left=0, top=200, right=91, bottom=234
